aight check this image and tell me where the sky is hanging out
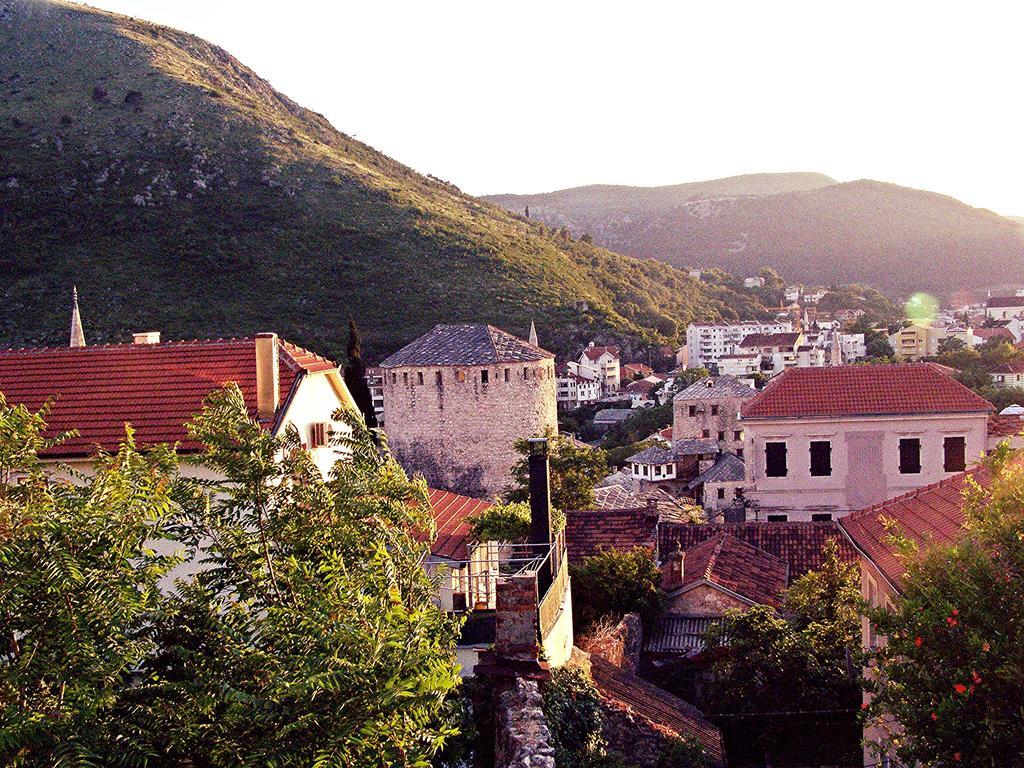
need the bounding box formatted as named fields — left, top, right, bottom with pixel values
left=86, top=0, right=1023, bottom=215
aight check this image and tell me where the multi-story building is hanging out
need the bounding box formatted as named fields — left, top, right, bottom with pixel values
left=673, top=375, right=755, bottom=455
left=839, top=333, right=866, bottom=362
left=741, top=364, right=992, bottom=522
left=685, top=320, right=793, bottom=369
left=984, top=294, right=1024, bottom=321
left=887, top=324, right=947, bottom=359
left=379, top=324, right=557, bottom=498
left=989, top=362, right=1024, bottom=388
left=555, top=364, right=601, bottom=409
left=365, top=366, right=386, bottom=426
left=577, top=343, right=621, bottom=395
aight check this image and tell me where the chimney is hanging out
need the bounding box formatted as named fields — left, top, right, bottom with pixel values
left=255, top=332, right=280, bottom=420
left=133, top=331, right=161, bottom=345
left=664, top=547, right=685, bottom=590
left=527, top=437, right=552, bottom=546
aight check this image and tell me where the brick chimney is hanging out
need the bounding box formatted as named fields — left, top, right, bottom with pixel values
left=255, top=332, right=279, bottom=420
left=663, top=547, right=685, bottom=591
left=133, top=331, right=160, bottom=345
left=527, top=437, right=552, bottom=546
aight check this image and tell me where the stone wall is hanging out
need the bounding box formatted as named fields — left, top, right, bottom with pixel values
left=666, top=583, right=747, bottom=616
left=673, top=393, right=748, bottom=454
left=383, top=361, right=557, bottom=498
left=495, top=678, right=557, bottom=768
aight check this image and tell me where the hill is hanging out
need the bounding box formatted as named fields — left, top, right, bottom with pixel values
left=485, top=176, right=1024, bottom=297
left=0, top=0, right=770, bottom=362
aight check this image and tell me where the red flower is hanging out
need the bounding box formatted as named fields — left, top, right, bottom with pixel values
left=982, top=641, right=991, bottom=652
left=861, top=702, right=869, bottom=710
left=914, top=636, right=923, bottom=647
left=972, top=670, right=982, bottom=684
left=947, top=616, right=959, bottom=627
left=931, top=712, right=938, bottom=721
left=955, top=753, right=962, bottom=762
left=954, top=683, right=968, bottom=694
left=952, top=608, right=959, bottom=616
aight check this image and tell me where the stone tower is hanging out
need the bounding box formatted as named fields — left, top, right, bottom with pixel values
left=69, top=286, right=85, bottom=348
left=380, top=324, right=558, bottom=498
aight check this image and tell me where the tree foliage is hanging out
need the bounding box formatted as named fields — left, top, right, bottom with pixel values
left=343, top=317, right=377, bottom=427
left=506, top=432, right=608, bottom=511
left=0, top=387, right=464, bottom=766
left=865, top=446, right=1024, bottom=767
left=570, top=548, right=665, bottom=634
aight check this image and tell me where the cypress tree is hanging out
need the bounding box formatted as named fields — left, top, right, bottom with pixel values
left=343, top=317, right=377, bottom=427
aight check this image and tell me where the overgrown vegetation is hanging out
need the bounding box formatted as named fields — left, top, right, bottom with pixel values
left=0, top=388, right=463, bottom=765
left=570, top=548, right=666, bottom=635
left=468, top=500, right=565, bottom=542
left=928, top=338, right=1024, bottom=410
left=506, top=432, right=609, bottom=511
left=866, top=445, right=1024, bottom=766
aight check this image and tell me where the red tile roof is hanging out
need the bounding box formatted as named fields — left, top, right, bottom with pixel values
left=742, top=364, right=993, bottom=419
left=624, top=379, right=657, bottom=394
left=0, top=338, right=336, bottom=457
left=564, top=508, right=659, bottom=564
left=838, top=465, right=992, bottom=589
left=621, top=363, right=654, bottom=378
left=988, top=414, right=1024, bottom=438
left=973, top=326, right=1015, bottom=342
left=989, top=361, right=1024, bottom=374
left=986, top=296, right=1024, bottom=308
left=588, top=654, right=725, bottom=767
left=659, top=521, right=858, bottom=580
left=583, top=345, right=620, bottom=362
left=664, top=533, right=789, bottom=606
left=425, top=488, right=491, bottom=561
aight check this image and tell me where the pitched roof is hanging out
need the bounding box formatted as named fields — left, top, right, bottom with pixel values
left=583, top=344, right=620, bottom=362
left=426, top=488, right=491, bottom=561
left=688, top=453, right=745, bottom=489
left=564, top=507, right=659, bottom=564
left=675, top=375, right=756, bottom=401
left=379, top=324, right=552, bottom=367
left=593, top=408, right=632, bottom=424
left=988, top=361, right=1024, bottom=374
left=0, top=337, right=338, bottom=457
left=973, top=326, right=1015, bottom=342
left=644, top=614, right=723, bottom=657
left=988, top=414, right=1024, bottom=438
left=627, top=444, right=676, bottom=465
left=664, top=533, right=789, bottom=606
left=659, top=521, right=858, bottom=580
left=673, top=438, right=721, bottom=456
left=837, top=465, right=991, bottom=589
left=738, top=332, right=801, bottom=349
left=621, top=363, right=653, bottom=377
left=588, top=654, right=726, bottom=767
left=986, top=296, right=1024, bottom=308
left=742, top=364, right=993, bottom=419
left=624, top=379, right=658, bottom=394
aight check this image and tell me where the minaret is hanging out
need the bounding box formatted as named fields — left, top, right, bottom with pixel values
left=69, top=286, right=85, bottom=348
left=528, top=320, right=539, bottom=347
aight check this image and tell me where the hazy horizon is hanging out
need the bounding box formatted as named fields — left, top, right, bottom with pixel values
left=83, top=0, right=1024, bottom=216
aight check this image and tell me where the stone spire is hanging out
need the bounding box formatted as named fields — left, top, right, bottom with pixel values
left=69, top=286, right=85, bottom=348
left=528, top=320, right=538, bottom=347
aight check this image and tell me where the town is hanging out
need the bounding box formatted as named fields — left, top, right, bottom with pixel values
left=2, top=2, right=1022, bottom=768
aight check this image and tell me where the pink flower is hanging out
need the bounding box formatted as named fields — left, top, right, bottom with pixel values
left=955, top=753, right=962, bottom=762
left=954, top=683, right=968, bottom=695
left=947, top=616, right=959, bottom=627
left=972, top=670, right=982, bottom=684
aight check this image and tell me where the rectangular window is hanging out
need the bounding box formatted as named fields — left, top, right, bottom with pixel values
left=481, top=370, right=489, bottom=384
left=717, top=431, right=725, bottom=441
left=417, top=371, right=424, bottom=385
left=717, top=487, right=726, bottom=499
left=765, top=441, right=787, bottom=477
left=899, top=438, right=921, bottom=474
left=736, top=448, right=744, bottom=459
left=711, top=405, right=719, bottom=416
left=767, top=514, right=789, bottom=522
left=688, top=405, right=697, bottom=417
left=403, top=372, right=408, bottom=384
left=702, top=429, right=710, bottom=438
left=504, top=368, right=510, bottom=382
left=455, top=370, right=466, bottom=383
left=734, top=430, right=742, bottom=441
left=944, top=436, right=966, bottom=472
left=811, top=512, right=833, bottom=522
left=308, top=422, right=328, bottom=449
left=809, top=440, right=832, bottom=477
left=524, top=367, right=529, bottom=379
left=436, top=371, right=443, bottom=385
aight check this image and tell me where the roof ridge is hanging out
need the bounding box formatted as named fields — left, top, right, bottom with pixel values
left=0, top=337, right=256, bottom=354
left=841, top=465, right=983, bottom=523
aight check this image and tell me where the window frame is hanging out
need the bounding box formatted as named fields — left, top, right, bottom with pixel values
left=898, top=437, right=922, bottom=475
left=943, top=435, right=966, bottom=472
left=765, top=441, right=788, bottom=477
left=809, top=440, right=832, bottom=477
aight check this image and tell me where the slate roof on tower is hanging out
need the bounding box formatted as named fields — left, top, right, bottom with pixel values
left=675, top=375, right=755, bottom=401
left=0, top=337, right=342, bottom=457
left=742, top=363, right=993, bottom=419
left=379, top=324, right=552, bottom=368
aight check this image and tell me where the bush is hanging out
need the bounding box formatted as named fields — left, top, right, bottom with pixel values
left=469, top=502, right=531, bottom=542
left=571, top=547, right=665, bottom=634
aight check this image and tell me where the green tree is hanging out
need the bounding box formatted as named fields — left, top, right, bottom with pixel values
left=343, top=317, right=377, bottom=427
left=937, top=336, right=966, bottom=355
left=0, top=395, right=182, bottom=765
left=865, top=446, right=1024, bottom=767
left=702, top=541, right=862, bottom=765
left=570, top=547, right=665, bottom=634
left=506, top=432, right=609, bottom=511
left=136, top=386, right=464, bottom=765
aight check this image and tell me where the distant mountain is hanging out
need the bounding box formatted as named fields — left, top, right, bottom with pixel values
left=485, top=176, right=1024, bottom=296
left=0, top=0, right=765, bottom=362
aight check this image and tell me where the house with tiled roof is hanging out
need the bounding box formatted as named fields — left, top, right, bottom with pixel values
left=564, top=507, right=661, bottom=564
left=621, top=362, right=654, bottom=380
left=0, top=331, right=357, bottom=477
left=985, top=294, right=1024, bottom=321
left=673, top=375, right=754, bottom=456
left=624, top=438, right=721, bottom=496
left=379, top=324, right=557, bottom=498
left=988, top=360, right=1024, bottom=388
left=555, top=362, right=601, bottom=409
left=687, top=453, right=745, bottom=516
left=577, top=342, right=621, bottom=395
left=741, top=364, right=992, bottom=521
left=987, top=413, right=1024, bottom=451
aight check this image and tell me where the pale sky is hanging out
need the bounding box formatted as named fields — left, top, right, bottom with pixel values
left=85, top=0, right=1023, bottom=216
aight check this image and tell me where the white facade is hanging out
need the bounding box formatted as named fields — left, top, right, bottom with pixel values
left=556, top=368, right=601, bottom=409
left=839, top=333, right=867, bottom=362
left=686, top=320, right=793, bottom=369
left=577, top=343, right=621, bottom=395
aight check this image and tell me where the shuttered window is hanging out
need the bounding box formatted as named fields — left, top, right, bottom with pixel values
left=765, top=441, right=787, bottom=477
left=809, top=440, right=832, bottom=476
left=899, top=438, right=921, bottom=474
left=944, top=436, right=966, bottom=472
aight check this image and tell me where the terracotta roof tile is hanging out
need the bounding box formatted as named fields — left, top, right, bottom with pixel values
left=659, top=521, right=857, bottom=580
left=986, top=296, right=1024, bottom=308
left=664, top=533, right=790, bottom=606
left=564, top=508, right=659, bottom=564
left=973, top=327, right=1015, bottom=342
left=425, top=488, right=491, bottom=561
left=583, top=345, right=620, bottom=362
left=589, top=654, right=726, bottom=767
left=837, top=464, right=996, bottom=589
left=988, top=414, right=1024, bottom=438
left=988, top=361, right=1024, bottom=374
left=742, top=364, right=993, bottom=419
left=738, top=332, right=801, bottom=348
left=0, top=337, right=334, bottom=457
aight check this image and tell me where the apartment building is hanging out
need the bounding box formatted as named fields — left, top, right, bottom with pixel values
left=685, top=320, right=793, bottom=369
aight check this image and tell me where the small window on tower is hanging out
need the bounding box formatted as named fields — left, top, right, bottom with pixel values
left=481, top=369, right=489, bottom=384
left=402, top=372, right=408, bottom=384
left=688, top=406, right=697, bottom=417
left=734, top=430, right=743, bottom=441
left=504, top=368, right=510, bottom=382
left=702, top=429, right=710, bottom=438
left=436, top=371, right=443, bottom=385
left=711, top=405, right=719, bottom=416
left=524, top=367, right=529, bottom=379
left=417, top=371, right=424, bottom=385
left=455, top=370, right=466, bottom=383
left=717, top=487, right=725, bottom=499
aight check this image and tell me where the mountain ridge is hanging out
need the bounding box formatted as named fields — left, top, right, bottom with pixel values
left=0, top=0, right=775, bottom=362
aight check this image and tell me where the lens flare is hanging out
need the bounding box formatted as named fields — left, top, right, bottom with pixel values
left=905, top=292, right=938, bottom=325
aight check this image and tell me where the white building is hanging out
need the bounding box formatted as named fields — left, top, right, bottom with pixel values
left=985, top=295, right=1024, bottom=321
left=839, top=333, right=867, bottom=362
left=576, top=343, right=621, bottom=395
left=556, top=365, right=601, bottom=409
left=743, top=276, right=765, bottom=289
left=686, top=320, right=793, bottom=369
left=366, top=366, right=385, bottom=426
